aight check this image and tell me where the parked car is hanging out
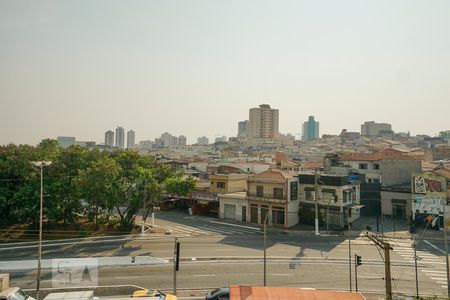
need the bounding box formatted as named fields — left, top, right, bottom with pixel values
left=131, top=289, right=176, bottom=300
left=205, top=287, right=229, bottom=300
left=0, top=287, right=36, bottom=300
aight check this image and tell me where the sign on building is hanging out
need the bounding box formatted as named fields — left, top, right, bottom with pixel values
left=412, top=172, right=447, bottom=228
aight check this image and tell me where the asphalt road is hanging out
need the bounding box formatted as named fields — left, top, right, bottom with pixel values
left=1, top=211, right=449, bottom=298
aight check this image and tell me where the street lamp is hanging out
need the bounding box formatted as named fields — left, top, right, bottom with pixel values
left=31, top=160, right=52, bottom=300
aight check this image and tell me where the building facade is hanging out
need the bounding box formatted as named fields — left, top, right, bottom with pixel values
left=115, top=126, right=125, bottom=149
left=57, top=136, right=76, bottom=148
left=238, top=120, right=249, bottom=138
left=246, top=169, right=299, bottom=228
left=302, top=116, right=319, bottom=141
left=298, top=174, right=361, bottom=229
left=361, top=121, right=392, bottom=136
left=178, top=135, right=187, bottom=146
left=105, top=130, right=114, bottom=148
left=249, top=104, right=279, bottom=139
left=197, top=136, right=209, bottom=145
left=127, top=130, right=135, bottom=149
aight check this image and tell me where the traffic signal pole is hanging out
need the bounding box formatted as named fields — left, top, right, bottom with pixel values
left=355, top=254, right=361, bottom=292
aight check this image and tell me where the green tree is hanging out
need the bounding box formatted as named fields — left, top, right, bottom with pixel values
left=76, top=155, right=120, bottom=226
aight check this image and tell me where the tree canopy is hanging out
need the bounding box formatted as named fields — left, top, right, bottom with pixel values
left=0, top=141, right=196, bottom=230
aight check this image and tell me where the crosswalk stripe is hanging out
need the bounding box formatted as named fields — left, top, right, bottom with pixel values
left=174, top=226, right=210, bottom=235
left=199, top=226, right=239, bottom=235
left=422, top=270, right=447, bottom=274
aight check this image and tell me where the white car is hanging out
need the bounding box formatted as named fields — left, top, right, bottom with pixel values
left=0, top=288, right=36, bottom=300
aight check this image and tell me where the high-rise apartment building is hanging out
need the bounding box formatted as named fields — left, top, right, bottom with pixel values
left=115, top=126, right=125, bottom=149
left=248, top=104, right=279, bottom=139
left=238, top=120, right=249, bottom=138
left=302, top=116, right=319, bottom=141
left=105, top=130, right=114, bottom=147
left=178, top=135, right=187, bottom=146
left=127, top=130, right=135, bottom=149
left=361, top=121, right=392, bottom=136
left=197, top=136, right=209, bottom=145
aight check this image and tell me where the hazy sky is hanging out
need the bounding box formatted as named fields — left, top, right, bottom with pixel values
left=1, top=0, right=449, bottom=145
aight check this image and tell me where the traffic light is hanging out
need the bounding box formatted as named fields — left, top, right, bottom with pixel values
left=355, top=254, right=362, bottom=266
left=175, top=241, right=180, bottom=271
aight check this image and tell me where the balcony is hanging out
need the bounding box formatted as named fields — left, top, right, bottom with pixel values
left=247, top=193, right=287, bottom=203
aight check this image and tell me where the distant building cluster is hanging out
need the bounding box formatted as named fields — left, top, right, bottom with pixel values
left=54, top=103, right=450, bottom=231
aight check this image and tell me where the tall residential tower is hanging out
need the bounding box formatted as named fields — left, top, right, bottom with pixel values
left=248, top=104, right=279, bottom=139
left=105, top=130, right=114, bottom=147
left=127, top=130, right=135, bottom=149
left=302, top=116, right=319, bottom=141
left=115, top=126, right=125, bottom=149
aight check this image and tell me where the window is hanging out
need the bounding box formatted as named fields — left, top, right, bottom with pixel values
left=359, top=163, right=368, bottom=170
left=373, top=163, right=380, bottom=170
left=216, top=181, right=225, bottom=188
left=322, top=189, right=337, bottom=203
left=256, top=186, right=264, bottom=197
left=305, top=187, right=315, bottom=201
left=273, top=188, right=284, bottom=199
left=290, top=181, right=298, bottom=201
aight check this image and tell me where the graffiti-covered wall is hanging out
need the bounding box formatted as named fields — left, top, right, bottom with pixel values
left=412, top=172, right=448, bottom=227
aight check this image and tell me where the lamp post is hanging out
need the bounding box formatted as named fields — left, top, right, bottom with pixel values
left=31, top=161, right=52, bottom=300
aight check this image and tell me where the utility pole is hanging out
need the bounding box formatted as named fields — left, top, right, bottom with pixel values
left=384, top=241, right=392, bottom=300
left=348, top=221, right=352, bottom=292
left=173, top=238, right=179, bottom=295
left=314, top=168, right=320, bottom=236
left=264, top=217, right=267, bottom=286
left=366, top=234, right=393, bottom=300
left=443, top=201, right=450, bottom=299
left=141, top=178, right=147, bottom=236
left=413, top=241, right=419, bottom=299
left=263, top=213, right=270, bottom=286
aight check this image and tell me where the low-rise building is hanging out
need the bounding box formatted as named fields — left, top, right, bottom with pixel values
left=298, top=174, right=361, bottom=229
left=246, top=169, right=299, bottom=228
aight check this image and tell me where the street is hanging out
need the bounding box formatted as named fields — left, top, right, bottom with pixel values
left=1, top=211, right=449, bottom=298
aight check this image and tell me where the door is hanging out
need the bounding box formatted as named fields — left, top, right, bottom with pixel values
left=224, top=204, right=236, bottom=220
left=242, top=206, right=247, bottom=222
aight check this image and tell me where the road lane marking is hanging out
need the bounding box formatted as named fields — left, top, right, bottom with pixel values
left=115, top=276, right=140, bottom=279
left=270, top=274, right=293, bottom=276
left=424, top=240, right=446, bottom=255
left=193, top=274, right=216, bottom=277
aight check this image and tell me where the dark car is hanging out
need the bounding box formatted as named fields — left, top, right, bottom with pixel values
left=205, top=287, right=229, bottom=300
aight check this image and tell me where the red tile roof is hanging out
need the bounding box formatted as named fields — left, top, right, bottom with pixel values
left=230, top=285, right=365, bottom=300
left=251, top=169, right=293, bottom=180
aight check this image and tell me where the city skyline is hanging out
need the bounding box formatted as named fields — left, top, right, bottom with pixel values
left=1, top=0, right=450, bottom=146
